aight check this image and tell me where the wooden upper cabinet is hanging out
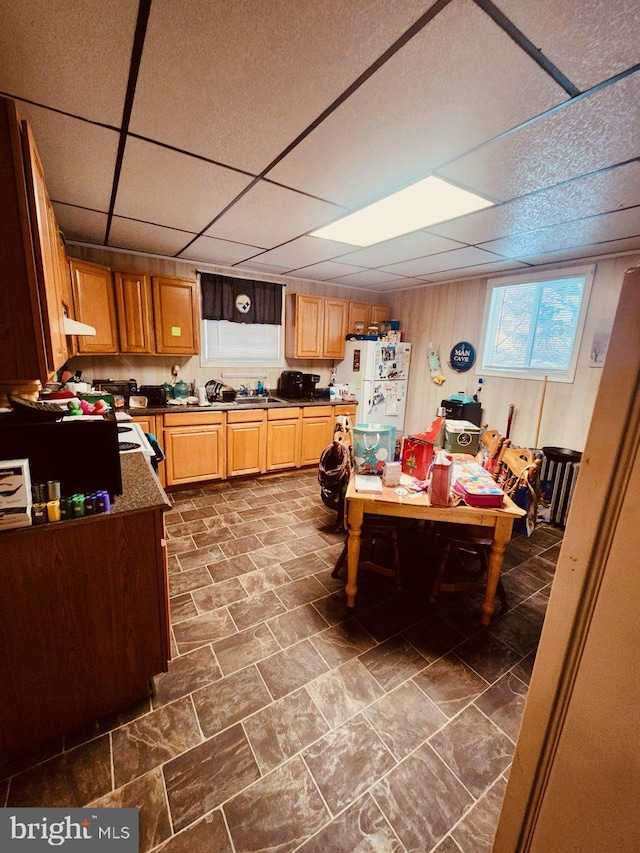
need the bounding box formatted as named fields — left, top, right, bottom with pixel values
left=370, top=303, right=390, bottom=325
left=69, top=258, right=118, bottom=354
left=323, top=297, right=348, bottom=359
left=286, top=293, right=324, bottom=359
left=347, top=301, right=371, bottom=334
left=152, top=276, right=200, bottom=355
left=114, top=271, right=154, bottom=354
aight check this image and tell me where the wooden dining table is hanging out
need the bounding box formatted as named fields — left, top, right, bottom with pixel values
left=344, top=474, right=525, bottom=625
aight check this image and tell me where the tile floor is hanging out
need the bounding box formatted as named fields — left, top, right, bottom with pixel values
left=1, top=469, right=562, bottom=852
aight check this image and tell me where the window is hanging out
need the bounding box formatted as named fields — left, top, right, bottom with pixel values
left=201, top=319, right=283, bottom=365
left=480, top=266, right=594, bottom=382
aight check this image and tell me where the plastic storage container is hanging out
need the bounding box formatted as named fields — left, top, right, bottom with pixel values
left=353, top=423, right=396, bottom=474
left=443, top=419, right=481, bottom=455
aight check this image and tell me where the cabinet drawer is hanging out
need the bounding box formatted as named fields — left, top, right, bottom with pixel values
left=268, top=407, right=301, bottom=420
left=302, top=405, right=332, bottom=418
left=164, top=411, right=224, bottom=426
left=227, top=409, right=267, bottom=424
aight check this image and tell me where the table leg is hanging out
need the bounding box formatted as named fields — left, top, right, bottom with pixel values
left=482, top=516, right=513, bottom=625
left=346, top=500, right=364, bottom=607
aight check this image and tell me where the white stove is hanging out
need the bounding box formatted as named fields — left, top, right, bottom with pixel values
left=116, top=421, right=155, bottom=457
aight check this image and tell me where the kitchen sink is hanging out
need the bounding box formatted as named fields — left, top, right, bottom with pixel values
left=233, top=396, right=282, bottom=405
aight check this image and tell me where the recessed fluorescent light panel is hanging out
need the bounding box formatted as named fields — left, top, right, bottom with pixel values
left=310, top=176, right=493, bottom=246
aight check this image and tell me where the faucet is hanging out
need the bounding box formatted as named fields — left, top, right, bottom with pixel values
left=238, top=384, right=250, bottom=396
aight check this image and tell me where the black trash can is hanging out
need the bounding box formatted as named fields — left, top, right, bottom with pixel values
left=541, top=447, right=582, bottom=527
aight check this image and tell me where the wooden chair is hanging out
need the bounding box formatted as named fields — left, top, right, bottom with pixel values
left=332, top=516, right=403, bottom=592
left=476, top=425, right=510, bottom=474
left=428, top=442, right=541, bottom=611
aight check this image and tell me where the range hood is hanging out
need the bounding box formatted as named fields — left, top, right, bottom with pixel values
left=63, top=317, right=96, bottom=336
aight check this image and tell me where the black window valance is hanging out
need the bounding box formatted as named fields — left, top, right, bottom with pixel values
left=200, top=272, right=283, bottom=325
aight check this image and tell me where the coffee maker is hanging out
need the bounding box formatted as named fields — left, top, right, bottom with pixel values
left=277, top=370, right=304, bottom=399
left=302, top=373, right=320, bottom=399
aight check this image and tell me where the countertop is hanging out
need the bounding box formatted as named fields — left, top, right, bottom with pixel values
left=127, top=398, right=356, bottom=416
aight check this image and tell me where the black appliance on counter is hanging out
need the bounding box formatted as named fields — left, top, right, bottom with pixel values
left=139, top=385, right=168, bottom=406
left=92, top=378, right=138, bottom=403
left=302, top=373, right=320, bottom=399
left=440, top=395, right=482, bottom=427
left=277, top=370, right=304, bottom=399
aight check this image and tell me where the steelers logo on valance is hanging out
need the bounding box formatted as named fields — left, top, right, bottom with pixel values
left=235, top=294, right=251, bottom=314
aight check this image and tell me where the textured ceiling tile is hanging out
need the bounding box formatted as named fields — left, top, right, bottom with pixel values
left=129, top=0, right=429, bottom=172
left=382, top=246, right=505, bottom=277
left=235, top=261, right=293, bottom=276
left=17, top=102, right=118, bottom=211
left=479, top=206, right=640, bottom=258
left=178, top=235, right=263, bottom=265
left=251, top=236, right=360, bottom=269
left=108, top=217, right=196, bottom=256
left=287, top=261, right=368, bottom=281
left=331, top=269, right=407, bottom=287
left=519, top=239, right=640, bottom=266
left=423, top=260, right=529, bottom=282
left=430, top=162, right=640, bottom=245
left=268, top=0, right=566, bottom=208
left=114, top=137, right=253, bottom=233
left=53, top=203, right=107, bottom=245
left=0, top=0, right=137, bottom=124
left=206, top=181, right=344, bottom=249
left=439, top=73, right=640, bottom=200
left=493, top=0, right=640, bottom=91
left=332, top=230, right=467, bottom=268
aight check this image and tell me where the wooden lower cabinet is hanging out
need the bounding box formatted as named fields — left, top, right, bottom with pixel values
left=300, top=406, right=334, bottom=466
left=132, top=414, right=166, bottom=486
left=266, top=407, right=301, bottom=471
left=227, top=410, right=267, bottom=477
left=163, top=411, right=225, bottom=485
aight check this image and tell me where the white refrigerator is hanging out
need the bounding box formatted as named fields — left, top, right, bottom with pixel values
left=335, top=339, right=411, bottom=431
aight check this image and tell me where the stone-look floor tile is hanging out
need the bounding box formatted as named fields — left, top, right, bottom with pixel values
left=112, top=696, right=202, bottom=787
left=257, top=526, right=297, bottom=547
left=286, top=533, right=329, bottom=556
left=402, top=614, right=467, bottom=663
left=191, top=491, right=231, bottom=508
left=90, top=767, right=172, bottom=853
left=429, top=704, right=513, bottom=798
left=505, top=536, right=545, bottom=562
left=313, top=567, right=346, bottom=593
left=191, top=577, right=247, bottom=613
left=180, top=505, right=222, bottom=523
left=413, top=654, right=489, bottom=718
left=437, top=596, right=487, bottom=638
left=167, top=555, right=182, bottom=575
left=177, top=544, right=223, bottom=572
left=191, top=527, right=236, bottom=549
left=152, top=645, right=221, bottom=707
left=516, top=592, right=549, bottom=626
left=166, top=518, right=208, bottom=539
left=528, top=525, right=563, bottom=549
left=372, top=743, right=473, bottom=851
left=206, top=512, right=241, bottom=529
left=511, top=649, right=536, bottom=685
left=224, top=756, right=330, bottom=853
left=268, top=603, right=330, bottom=647
left=501, top=566, right=547, bottom=603
left=173, top=607, right=236, bottom=654
left=65, top=699, right=152, bottom=751
left=164, top=507, right=184, bottom=523
left=169, top=593, right=198, bottom=624
left=249, top=542, right=296, bottom=569
left=163, top=724, right=260, bottom=832
left=228, top=589, right=287, bottom=629
left=228, top=518, right=270, bottom=538
left=433, top=836, right=465, bottom=852
left=519, top=554, right=556, bottom=584
left=7, top=735, right=112, bottom=808
left=258, top=639, right=329, bottom=700
left=307, top=658, right=384, bottom=728
left=0, top=738, right=65, bottom=784
left=356, top=602, right=416, bottom=643
left=216, top=499, right=252, bottom=515
left=276, top=576, right=328, bottom=610
left=310, top=618, right=377, bottom=667
left=275, top=499, right=307, bottom=514
left=243, top=687, right=329, bottom=773
left=220, top=533, right=262, bottom=558
left=213, top=622, right=281, bottom=675
left=192, top=665, right=272, bottom=737
left=452, top=776, right=507, bottom=853
left=207, top=553, right=255, bottom=582
left=169, top=566, right=214, bottom=597
left=365, top=682, right=448, bottom=761
left=488, top=609, right=543, bottom=656
left=240, top=564, right=291, bottom=595
left=297, top=793, right=403, bottom=853
left=455, top=633, right=522, bottom=684
left=312, top=590, right=362, bottom=627
left=281, top=552, right=331, bottom=580
left=166, top=536, right=195, bottom=557
left=155, top=810, right=232, bottom=853
left=475, top=672, right=529, bottom=742
left=541, top=541, right=562, bottom=564
left=359, top=635, right=429, bottom=691
left=263, top=511, right=303, bottom=529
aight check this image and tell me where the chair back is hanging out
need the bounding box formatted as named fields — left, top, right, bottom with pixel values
left=476, top=426, right=509, bottom=474
left=496, top=445, right=541, bottom=499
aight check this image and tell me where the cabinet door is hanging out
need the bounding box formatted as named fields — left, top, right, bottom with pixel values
left=164, top=425, right=225, bottom=485
left=69, top=258, right=119, bottom=354
left=347, top=301, right=371, bottom=334
left=152, top=276, right=199, bottom=355
left=115, top=271, right=154, bottom=353
left=286, top=293, right=323, bottom=359
left=267, top=418, right=301, bottom=471
left=370, top=303, right=390, bottom=325
left=300, top=416, right=333, bottom=466
left=323, top=297, right=348, bottom=359
left=227, top=419, right=267, bottom=477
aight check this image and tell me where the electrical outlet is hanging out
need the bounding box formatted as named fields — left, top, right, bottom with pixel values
left=171, top=364, right=179, bottom=377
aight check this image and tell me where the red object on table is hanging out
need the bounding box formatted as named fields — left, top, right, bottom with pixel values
left=401, top=416, right=443, bottom=480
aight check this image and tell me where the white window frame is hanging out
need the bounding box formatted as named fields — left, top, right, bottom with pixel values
left=478, top=265, right=595, bottom=383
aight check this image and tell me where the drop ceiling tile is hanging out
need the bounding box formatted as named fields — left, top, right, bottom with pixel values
left=53, top=203, right=107, bottom=244
left=130, top=0, right=430, bottom=173
left=108, top=217, right=196, bottom=256
left=17, top=102, right=119, bottom=211
left=382, top=246, right=504, bottom=277
left=289, top=261, right=368, bottom=281
left=330, top=269, right=408, bottom=287
left=521, top=239, right=640, bottom=267
left=0, top=0, right=136, bottom=124
left=205, top=181, right=344, bottom=249
left=235, top=261, right=292, bottom=276
left=331, top=230, right=467, bottom=268
left=430, top=163, right=640, bottom=245
left=179, top=235, right=263, bottom=266
left=251, top=236, right=360, bottom=270
left=269, top=0, right=566, bottom=208
left=114, top=137, right=253, bottom=233
left=439, top=72, right=640, bottom=201
left=423, top=260, right=529, bottom=282
left=480, top=207, right=640, bottom=259
left=493, top=0, right=640, bottom=91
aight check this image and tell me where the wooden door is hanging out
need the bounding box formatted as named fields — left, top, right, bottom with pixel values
left=286, top=293, right=323, bottom=358
left=152, top=276, right=199, bottom=355
left=300, top=409, right=334, bottom=466
left=370, top=303, right=391, bottom=325
left=347, top=301, right=371, bottom=334
left=267, top=410, right=301, bottom=471
left=227, top=416, right=267, bottom=477
left=69, top=258, right=118, bottom=354
left=164, top=425, right=225, bottom=485
left=323, top=297, right=348, bottom=359
left=114, top=271, right=154, bottom=353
